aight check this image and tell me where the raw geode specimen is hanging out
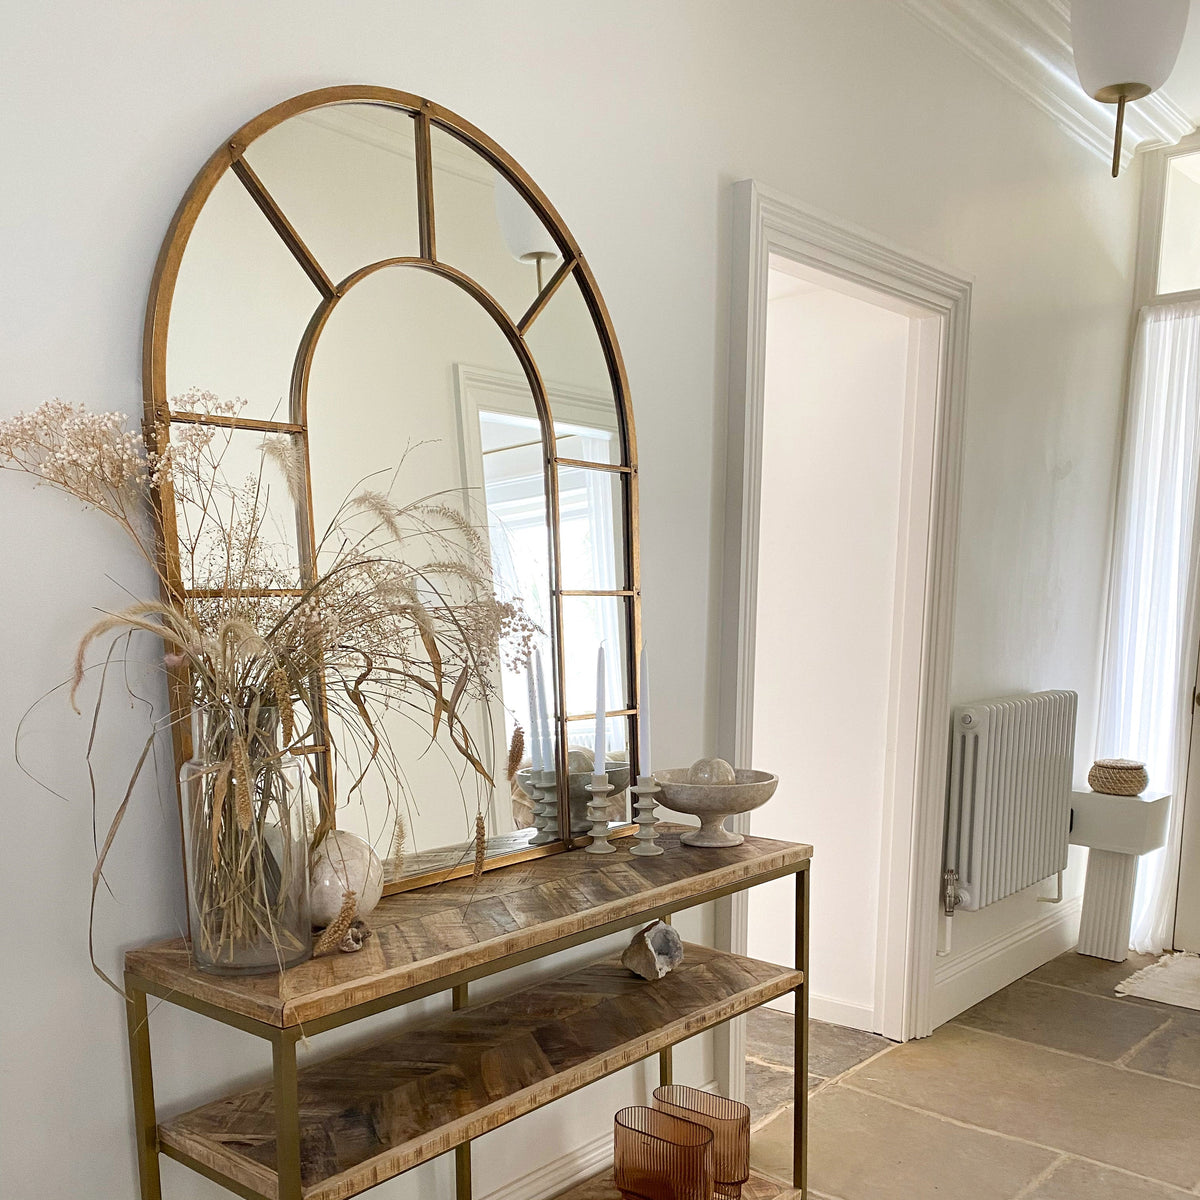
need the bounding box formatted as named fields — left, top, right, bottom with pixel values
left=622, top=920, right=684, bottom=980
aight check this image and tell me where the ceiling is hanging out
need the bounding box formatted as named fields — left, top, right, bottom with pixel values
left=902, top=0, right=1199, bottom=165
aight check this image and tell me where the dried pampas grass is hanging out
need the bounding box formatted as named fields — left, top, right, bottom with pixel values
left=314, top=890, right=358, bottom=956
left=506, top=726, right=524, bottom=782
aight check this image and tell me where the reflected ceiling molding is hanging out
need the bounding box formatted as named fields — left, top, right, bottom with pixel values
left=296, top=108, right=493, bottom=185
left=901, top=0, right=1195, bottom=167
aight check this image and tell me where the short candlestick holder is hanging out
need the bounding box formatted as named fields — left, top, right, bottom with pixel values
left=629, top=775, right=664, bottom=856
left=530, top=769, right=559, bottom=845
left=584, top=772, right=616, bottom=854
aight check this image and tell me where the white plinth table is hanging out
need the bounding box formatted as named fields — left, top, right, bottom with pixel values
left=1070, top=789, right=1170, bottom=962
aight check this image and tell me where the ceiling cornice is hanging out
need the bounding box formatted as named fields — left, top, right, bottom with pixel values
left=901, top=0, right=1194, bottom=167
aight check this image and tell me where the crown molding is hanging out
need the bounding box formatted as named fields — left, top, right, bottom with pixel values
left=901, top=0, right=1194, bottom=167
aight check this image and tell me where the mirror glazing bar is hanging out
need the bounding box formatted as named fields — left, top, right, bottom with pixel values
left=167, top=412, right=307, bottom=435
left=414, top=111, right=437, bottom=262
left=517, top=255, right=577, bottom=334
left=229, top=153, right=337, bottom=301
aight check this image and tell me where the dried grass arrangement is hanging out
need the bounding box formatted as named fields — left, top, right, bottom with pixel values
left=2, top=394, right=537, bottom=981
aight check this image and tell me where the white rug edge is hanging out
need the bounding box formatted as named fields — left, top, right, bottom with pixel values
left=1116, top=951, right=1200, bottom=1011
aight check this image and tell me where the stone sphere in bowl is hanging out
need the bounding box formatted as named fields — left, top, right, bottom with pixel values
left=686, top=756, right=737, bottom=785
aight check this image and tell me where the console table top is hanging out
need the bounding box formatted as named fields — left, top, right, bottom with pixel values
left=125, top=830, right=811, bottom=1029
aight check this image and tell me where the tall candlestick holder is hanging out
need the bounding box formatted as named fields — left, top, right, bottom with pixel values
left=629, top=775, right=664, bottom=856
left=530, top=769, right=559, bottom=845
left=584, top=772, right=616, bottom=854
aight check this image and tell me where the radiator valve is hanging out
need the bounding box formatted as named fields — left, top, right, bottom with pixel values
left=943, top=868, right=965, bottom=916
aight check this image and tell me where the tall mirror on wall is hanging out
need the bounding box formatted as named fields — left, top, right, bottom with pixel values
left=145, top=87, right=640, bottom=891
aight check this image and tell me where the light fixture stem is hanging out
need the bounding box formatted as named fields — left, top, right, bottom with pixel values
left=536, top=256, right=545, bottom=292
left=1112, top=94, right=1127, bottom=179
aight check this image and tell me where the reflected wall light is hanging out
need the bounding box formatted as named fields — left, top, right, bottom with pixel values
left=493, top=171, right=560, bottom=289
left=1071, top=0, right=1190, bottom=177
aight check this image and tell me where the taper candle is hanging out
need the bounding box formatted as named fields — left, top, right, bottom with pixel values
left=535, top=649, right=552, bottom=773
left=638, top=648, right=651, bottom=777
left=526, top=659, right=542, bottom=772
left=594, top=644, right=606, bottom=772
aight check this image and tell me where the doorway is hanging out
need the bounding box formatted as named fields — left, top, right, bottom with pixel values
left=747, top=258, right=933, bottom=1034
left=718, top=182, right=970, bottom=1074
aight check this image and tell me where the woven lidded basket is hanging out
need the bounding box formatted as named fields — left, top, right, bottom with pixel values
left=1087, top=758, right=1149, bottom=796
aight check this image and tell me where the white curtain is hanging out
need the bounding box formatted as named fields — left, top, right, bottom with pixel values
left=1097, top=298, right=1200, bottom=953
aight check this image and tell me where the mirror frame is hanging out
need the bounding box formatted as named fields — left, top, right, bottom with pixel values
left=142, top=85, right=642, bottom=891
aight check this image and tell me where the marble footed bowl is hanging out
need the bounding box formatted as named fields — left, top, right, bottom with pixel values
left=653, top=767, right=779, bottom=847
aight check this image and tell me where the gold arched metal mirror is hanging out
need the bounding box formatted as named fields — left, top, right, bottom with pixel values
left=144, top=86, right=641, bottom=892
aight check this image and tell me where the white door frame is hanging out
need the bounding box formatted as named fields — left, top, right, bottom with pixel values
left=716, top=181, right=970, bottom=1080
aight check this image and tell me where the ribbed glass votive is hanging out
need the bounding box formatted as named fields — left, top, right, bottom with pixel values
left=614, top=1106, right=715, bottom=1200
left=652, top=1086, right=750, bottom=1200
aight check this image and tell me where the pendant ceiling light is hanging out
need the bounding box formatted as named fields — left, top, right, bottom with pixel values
left=493, top=171, right=559, bottom=289
left=1071, top=0, right=1190, bottom=177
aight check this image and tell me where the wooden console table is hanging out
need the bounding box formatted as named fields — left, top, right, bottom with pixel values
left=124, top=830, right=811, bottom=1200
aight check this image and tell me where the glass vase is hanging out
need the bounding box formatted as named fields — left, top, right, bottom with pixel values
left=180, top=703, right=312, bottom=974
left=614, top=1106, right=714, bottom=1200
left=652, top=1086, right=750, bottom=1200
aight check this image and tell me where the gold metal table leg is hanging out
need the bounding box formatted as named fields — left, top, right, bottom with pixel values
left=273, top=1031, right=302, bottom=1200
left=794, top=865, right=810, bottom=1197
left=659, top=913, right=673, bottom=1087
left=453, top=983, right=472, bottom=1200
left=125, top=983, right=163, bottom=1200
left=658, top=1046, right=673, bottom=1087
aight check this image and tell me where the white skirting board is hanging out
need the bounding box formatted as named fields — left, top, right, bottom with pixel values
left=931, top=897, right=1082, bottom=1028
left=477, top=1080, right=718, bottom=1200
left=765, top=990, right=877, bottom=1033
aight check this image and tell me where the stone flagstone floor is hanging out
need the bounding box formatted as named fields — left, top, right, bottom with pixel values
left=746, top=950, right=1200, bottom=1199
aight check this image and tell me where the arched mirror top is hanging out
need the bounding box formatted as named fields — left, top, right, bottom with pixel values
left=144, top=86, right=642, bottom=892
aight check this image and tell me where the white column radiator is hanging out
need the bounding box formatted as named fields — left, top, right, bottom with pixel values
left=943, top=690, right=1077, bottom=913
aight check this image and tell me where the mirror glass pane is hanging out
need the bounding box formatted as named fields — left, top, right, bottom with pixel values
left=561, top=715, right=632, bottom=835
left=525, top=274, right=623, bottom=457
left=306, top=266, right=557, bottom=880
left=558, top=465, right=628, bottom=592
left=167, top=171, right=318, bottom=423
left=169, top=421, right=305, bottom=591
left=561, top=595, right=631, bottom=718
left=244, top=103, right=421, bottom=285
left=429, top=125, right=561, bottom=322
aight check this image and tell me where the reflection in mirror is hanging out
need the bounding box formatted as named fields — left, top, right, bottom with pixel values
left=524, top=273, right=623, bottom=457
left=167, top=172, right=319, bottom=423
left=558, top=465, right=628, bottom=592
left=566, top=592, right=633, bottom=715
left=306, top=266, right=556, bottom=881
left=243, top=103, right=421, bottom=285
left=562, top=715, right=632, bottom=832
left=168, top=410, right=305, bottom=590
left=430, top=125, right=561, bottom=321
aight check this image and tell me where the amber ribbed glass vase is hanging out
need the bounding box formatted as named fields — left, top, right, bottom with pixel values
left=614, top=1106, right=714, bottom=1200
left=652, top=1086, right=750, bottom=1200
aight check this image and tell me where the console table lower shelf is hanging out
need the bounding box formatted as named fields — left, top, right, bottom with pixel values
left=158, top=942, right=802, bottom=1200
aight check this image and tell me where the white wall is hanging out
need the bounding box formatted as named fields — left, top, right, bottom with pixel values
left=1, top=2, right=1140, bottom=1197
left=748, top=276, right=911, bottom=1030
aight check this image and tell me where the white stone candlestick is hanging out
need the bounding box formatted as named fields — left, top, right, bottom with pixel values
left=530, top=769, right=559, bottom=845
left=584, top=772, right=616, bottom=854
left=629, top=775, right=663, bottom=856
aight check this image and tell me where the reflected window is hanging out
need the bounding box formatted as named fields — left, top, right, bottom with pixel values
left=1159, top=151, right=1200, bottom=295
